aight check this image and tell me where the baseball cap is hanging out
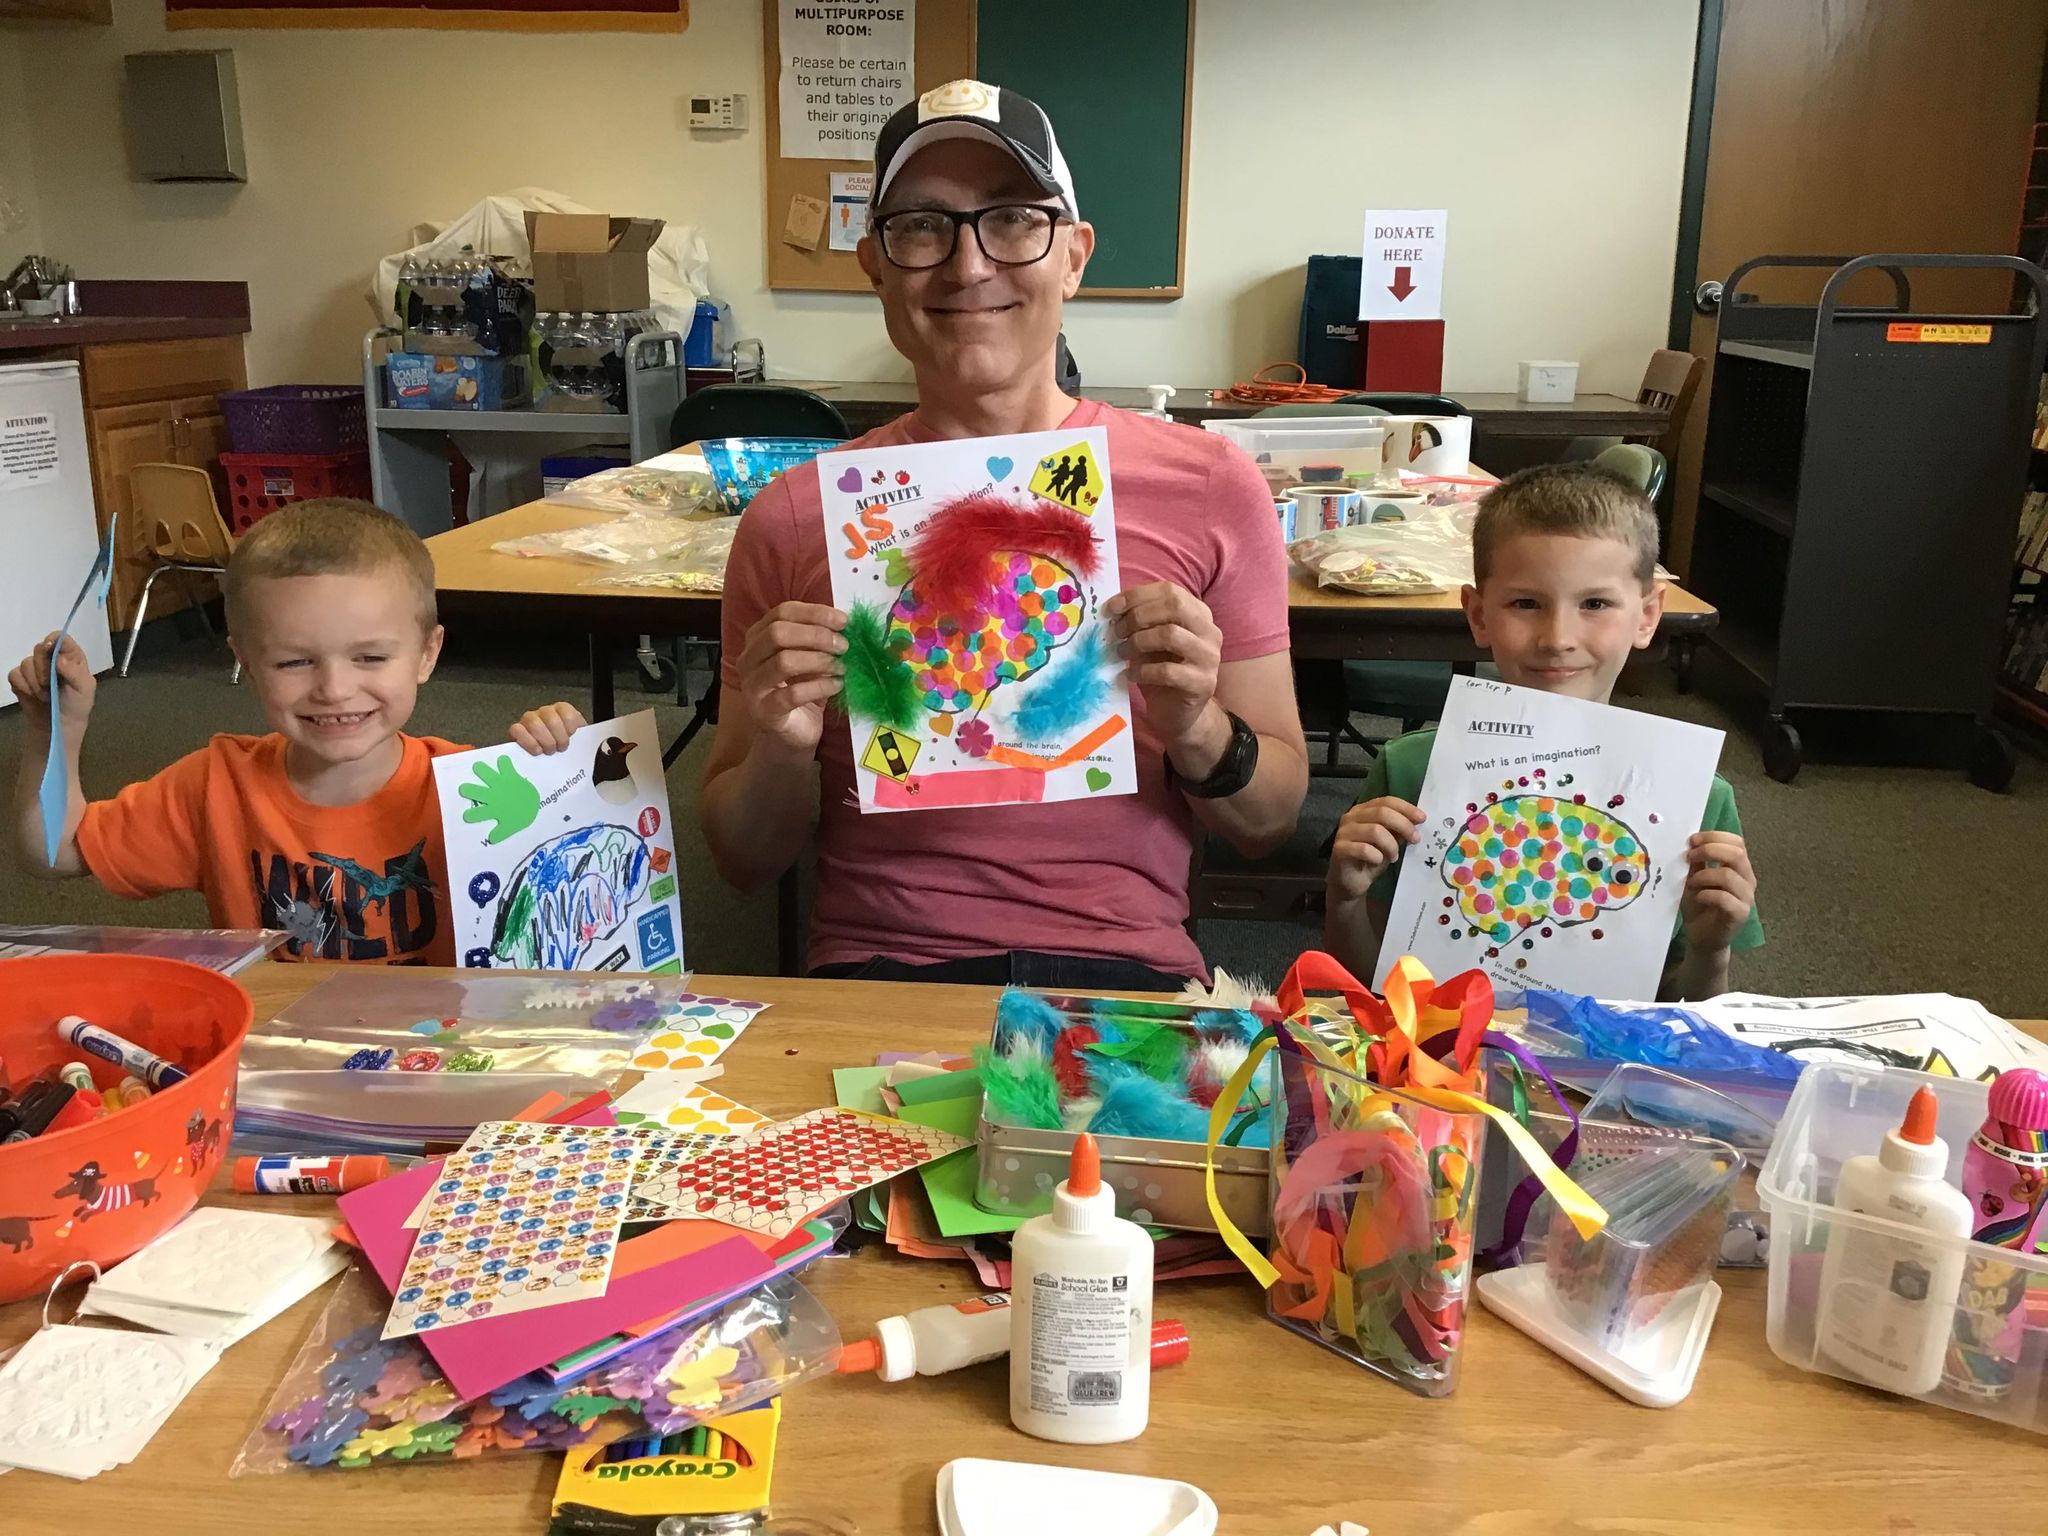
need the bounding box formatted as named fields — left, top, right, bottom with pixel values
left=872, top=79, right=1078, bottom=218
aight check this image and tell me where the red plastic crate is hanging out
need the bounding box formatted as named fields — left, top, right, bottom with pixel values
left=220, top=451, right=373, bottom=536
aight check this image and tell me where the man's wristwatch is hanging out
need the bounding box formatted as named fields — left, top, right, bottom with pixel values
left=1165, top=711, right=1260, bottom=800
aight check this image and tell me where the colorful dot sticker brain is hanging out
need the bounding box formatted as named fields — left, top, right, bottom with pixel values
left=1440, top=795, right=1649, bottom=940
left=886, top=550, right=1085, bottom=714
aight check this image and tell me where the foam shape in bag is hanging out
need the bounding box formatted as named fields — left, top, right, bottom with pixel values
left=0, top=957, right=251, bottom=1304
left=937, top=1458, right=1217, bottom=1536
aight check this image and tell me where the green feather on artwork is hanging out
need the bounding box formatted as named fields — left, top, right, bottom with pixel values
left=837, top=600, right=922, bottom=730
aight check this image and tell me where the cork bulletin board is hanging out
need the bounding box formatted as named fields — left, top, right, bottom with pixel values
left=763, top=0, right=1193, bottom=298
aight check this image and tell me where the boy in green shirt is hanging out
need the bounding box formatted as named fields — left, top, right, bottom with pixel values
left=1325, top=463, right=1762, bottom=1000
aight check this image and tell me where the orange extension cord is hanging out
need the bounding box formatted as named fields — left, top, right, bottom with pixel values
left=1208, top=362, right=1357, bottom=407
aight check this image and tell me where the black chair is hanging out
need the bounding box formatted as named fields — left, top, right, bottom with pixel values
left=667, top=383, right=851, bottom=447
left=1338, top=392, right=1468, bottom=416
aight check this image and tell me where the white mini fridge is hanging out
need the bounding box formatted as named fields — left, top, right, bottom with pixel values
left=0, top=360, right=113, bottom=697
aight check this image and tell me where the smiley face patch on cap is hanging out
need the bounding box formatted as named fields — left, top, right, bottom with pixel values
left=918, top=79, right=999, bottom=122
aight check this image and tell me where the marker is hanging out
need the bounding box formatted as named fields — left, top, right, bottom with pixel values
left=46, top=1083, right=95, bottom=1133
left=3, top=1082, right=72, bottom=1143
left=57, top=1061, right=96, bottom=1095
left=56, top=1016, right=189, bottom=1089
left=112, top=1075, right=152, bottom=1111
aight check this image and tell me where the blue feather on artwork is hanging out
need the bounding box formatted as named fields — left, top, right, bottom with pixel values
left=995, top=987, right=1068, bottom=1053
left=1085, top=1060, right=1212, bottom=1143
left=1012, top=623, right=1115, bottom=741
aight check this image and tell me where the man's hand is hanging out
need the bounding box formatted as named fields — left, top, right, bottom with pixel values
left=1328, top=797, right=1426, bottom=901
left=1105, top=582, right=1223, bottom=766
left=457, top=756, right=542, bottom=846
left=1680, top=831, right=1756, bottom=958
left=509, top=701, right=587, bottom=755
left=7, top=634, right=95, bottom=744
left=737, top=601, right=847, bottom=758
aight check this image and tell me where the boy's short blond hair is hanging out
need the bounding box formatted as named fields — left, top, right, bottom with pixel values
left=1471, top=463, right=1660, bottom=587
left=224, top=498, right=438, bottom=636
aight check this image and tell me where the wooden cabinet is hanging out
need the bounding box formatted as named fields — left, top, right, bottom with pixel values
left=80, top=338, right=247, bottom=633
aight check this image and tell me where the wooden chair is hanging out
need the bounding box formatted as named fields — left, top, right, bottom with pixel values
left=119, top=463, right=239, bottom=682
left=1567, top=349, right=1702, bottom=461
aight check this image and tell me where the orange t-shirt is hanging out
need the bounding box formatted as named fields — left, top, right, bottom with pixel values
left=77, top=732, right=464, bottom=965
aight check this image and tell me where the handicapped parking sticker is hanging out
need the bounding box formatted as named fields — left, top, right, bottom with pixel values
left=636, top=906, right=679, bottom=969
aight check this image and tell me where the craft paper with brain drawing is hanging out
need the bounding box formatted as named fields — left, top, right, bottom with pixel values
left=1380, top=676, right=1724, bottom=1001
left=819, top=427, right=1137, bottom=814
left=431, top=709, right=686, bottom=974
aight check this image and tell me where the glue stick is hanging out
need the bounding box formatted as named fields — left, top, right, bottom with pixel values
left=234, top=1155, right=390, bottom=1195
left=837, top=1295, right=1187, bottom=1382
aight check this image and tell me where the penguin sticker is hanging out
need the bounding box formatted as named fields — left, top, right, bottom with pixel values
left=592, top=736, right=640, bottom=806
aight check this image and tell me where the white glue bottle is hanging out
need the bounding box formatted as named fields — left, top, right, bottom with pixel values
left=1816, top=1084, right=1973, bottom=1397
left=837, top=1295, right=1188, bottom=1383
left=1008, top=1133, right=1155, bottom=1443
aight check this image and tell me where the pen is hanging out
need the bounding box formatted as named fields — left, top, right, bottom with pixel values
left=3, top=1082, right=72, bottom=1143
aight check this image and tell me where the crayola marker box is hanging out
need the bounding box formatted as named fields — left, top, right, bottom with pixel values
left=551, top=1401, right=780, bottom=1535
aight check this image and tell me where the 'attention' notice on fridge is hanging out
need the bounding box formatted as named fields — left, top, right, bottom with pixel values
left=0, top=412, right=60, bottom=490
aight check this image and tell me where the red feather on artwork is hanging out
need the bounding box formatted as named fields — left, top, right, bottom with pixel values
left=905, top=492, right=1101, bottom=612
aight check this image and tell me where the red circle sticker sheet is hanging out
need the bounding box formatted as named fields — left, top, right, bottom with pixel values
left=819, top=428, right=1138, bottom=814
left=632, top=1107, right=973, bottom=1236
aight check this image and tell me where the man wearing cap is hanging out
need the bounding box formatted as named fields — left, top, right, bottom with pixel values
left=701, top=80, right=1306, bottom=989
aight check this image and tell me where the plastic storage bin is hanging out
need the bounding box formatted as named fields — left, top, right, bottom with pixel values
left=1759, top=1063, right=2048, bottom=1431
left=219, top=385, right=367, bottom=457
left=220, top=451, right=374, bottom=535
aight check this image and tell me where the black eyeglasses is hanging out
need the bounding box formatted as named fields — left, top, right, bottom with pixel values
left=872, top=204, right=1070, bottom=270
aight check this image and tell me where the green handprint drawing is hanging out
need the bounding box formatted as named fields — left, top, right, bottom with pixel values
left=457, top=755, right=541, bottom=845
left=879, top=546, right=913, bottom=586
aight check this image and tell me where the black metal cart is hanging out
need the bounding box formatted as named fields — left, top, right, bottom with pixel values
left=1688, top=253, right=2048, bottom=790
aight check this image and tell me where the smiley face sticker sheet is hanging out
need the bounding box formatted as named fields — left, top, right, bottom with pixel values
left=381, top=1121, right=640, bottom=1340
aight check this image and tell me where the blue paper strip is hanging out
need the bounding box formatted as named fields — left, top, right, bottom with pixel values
left=39, top=529, right=114, bottom=865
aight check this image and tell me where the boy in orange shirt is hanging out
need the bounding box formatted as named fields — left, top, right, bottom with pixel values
left=9, top=497, right=588, bottom=965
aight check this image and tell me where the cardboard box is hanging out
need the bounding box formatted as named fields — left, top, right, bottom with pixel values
left=526, top=211, right=664, bottom=312
left=386, top=351, right=532, bottom=411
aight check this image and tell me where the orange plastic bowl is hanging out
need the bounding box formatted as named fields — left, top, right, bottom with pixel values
left=0, top=956, right=252, bottom=1304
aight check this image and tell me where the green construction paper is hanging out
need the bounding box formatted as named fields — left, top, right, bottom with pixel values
left=898, top=1092, right=1020, bottom=1237
left=832, top=1065, right=892, bottom=1115
left=893, top=1068, right=985, bottom=1106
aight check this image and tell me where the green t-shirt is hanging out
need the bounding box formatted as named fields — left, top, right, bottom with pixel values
left=1355, top=726, right=1765, bottom=957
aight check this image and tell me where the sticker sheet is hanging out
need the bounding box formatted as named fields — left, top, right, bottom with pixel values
left=1381, top=676, right=1723, bottom=1002
left=819, top=427, right=1136, bottom=813
left=627, top=994, right=771, bottom=1071
left=611, top=1076, right=772, bottom=1136
left=625, top=1130, right=739, bottom=1222
left=633, top=1107, right=973, bottom=1236
left=382, top=1121, right=641, bottom=1340
left=432, top=710, right=685, bottom=974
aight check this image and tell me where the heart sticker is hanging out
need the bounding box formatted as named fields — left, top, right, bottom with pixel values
left=986, top=455, right=1013, bottom=480
left=836, top=467, right=861, bottom=493
left=1086, top=768, right=1112, bottom=792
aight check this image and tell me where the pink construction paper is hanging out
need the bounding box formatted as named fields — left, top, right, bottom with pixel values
left=339, top=1159, right=773, bottom=1401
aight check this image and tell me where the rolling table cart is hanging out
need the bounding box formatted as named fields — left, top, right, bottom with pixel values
left=1688, top=253, right=2048, bottom=789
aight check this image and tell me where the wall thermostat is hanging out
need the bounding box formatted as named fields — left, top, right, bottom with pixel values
left=689, top=94, right=748, bottom=131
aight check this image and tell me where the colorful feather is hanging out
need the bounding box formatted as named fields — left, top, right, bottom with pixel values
left=906, top=492, right=1101, bottom=613
left=995, top=987, right=1069, bottom=1054
left=1192, top=1008, right=1265, bottom=1044
left=973, top=1041, right=1063, bottom=1130
left=837, top=599, right=921, bottom=730
left=1084, top=1018, right=1188, bottom=1082
left=1086, top=1060, right=1212, bottom=1143
left=1051, top=1023, right=1101, bottom=1098
left=1011, top=622, right=1116, bottom=741
left=1185, top=1038, right=1252, bottom=1109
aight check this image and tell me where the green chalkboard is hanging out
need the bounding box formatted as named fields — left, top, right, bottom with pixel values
left=975, top=0, right=1190, bottom=295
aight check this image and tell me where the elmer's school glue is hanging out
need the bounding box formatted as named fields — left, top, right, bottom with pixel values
left=1007, top=1133, right=1155, bottom=1443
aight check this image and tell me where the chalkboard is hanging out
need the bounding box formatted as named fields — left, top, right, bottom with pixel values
left=975, top=0, right=1191, bottom=297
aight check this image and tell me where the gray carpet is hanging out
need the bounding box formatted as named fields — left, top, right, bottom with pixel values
left=5, top=615, right=2044, bottom=1019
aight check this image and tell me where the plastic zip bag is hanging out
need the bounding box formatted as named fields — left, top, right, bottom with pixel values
left=542, top=452, right=723, bottom=519
left=233, top=1266, right=839, bottom=1474
left=1287, top=503, right=1476, bottom=595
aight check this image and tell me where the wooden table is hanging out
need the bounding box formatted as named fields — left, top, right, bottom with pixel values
left=779, top=379, right=1671, bottom=441
left=4, top=965, right=2041, bottom=1536
left=429, top=500, right=1721, bottom=704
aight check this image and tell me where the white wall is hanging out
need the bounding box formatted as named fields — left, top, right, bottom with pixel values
left=10, top=0, right=1696, bottom=395
left=0, top=33, right=44, bottom=270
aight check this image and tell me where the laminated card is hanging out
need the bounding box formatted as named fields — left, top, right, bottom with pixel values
left=819, top=428, right=1137, bottom=813
left=1380, top=677, right=1723, bottom=1001
left=433, top=710, right=685, bottom=973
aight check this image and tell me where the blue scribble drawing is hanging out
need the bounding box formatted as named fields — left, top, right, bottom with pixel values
left=484, top=824, right=653, bottom=970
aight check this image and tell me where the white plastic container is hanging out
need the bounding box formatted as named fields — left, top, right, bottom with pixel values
left=1009, top=1133, right=1155, bottom=1444
left=1518, top=360, right=1580, bottom=402
left=1760, top=1064, right=2048, bottom=1429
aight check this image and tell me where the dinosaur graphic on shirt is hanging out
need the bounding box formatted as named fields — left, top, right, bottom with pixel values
left=309, top=841, right=435, bottom=913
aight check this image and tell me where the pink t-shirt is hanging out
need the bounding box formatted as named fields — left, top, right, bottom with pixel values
left=719, top=397, right=1290, bottom=977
